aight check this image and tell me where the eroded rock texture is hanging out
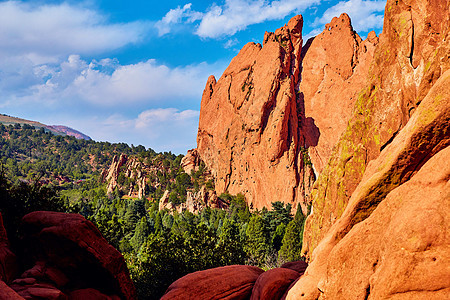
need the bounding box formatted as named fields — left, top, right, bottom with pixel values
left=1, top=211, right=136, bottom=300
left=194, top=13, right=377, bottom=212
left=161, top=265, right=264, bottom=300
left=302, top=0, right=450, bottom=255
left=196, top=16, right=305, bottom=211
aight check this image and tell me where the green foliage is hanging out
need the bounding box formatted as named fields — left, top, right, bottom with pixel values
left=1, top=123, right=309, bottom=299
left=245, top=215, right=270, bottom=264
left=278, top=209, right=306, bottom=262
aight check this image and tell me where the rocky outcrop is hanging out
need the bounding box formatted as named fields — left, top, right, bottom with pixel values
left=302, top=0, right=450, bottom=258
left=102, top=154, right=128, bottom=195
left=181, top=149, right=202, bottom=175
left=102, top=154, right=157, bottom=199
left=0, top=213, right=17, bottom=284
left=288, top=12, right=450, bottom=296
left=192, top=12, right=379, bottom=212
left=1, top=211, right=136, bottom=299
left=195, top=16, right=306, bottom=211
left=159, top=186, right=228, bottom=214
left=161, top=265, right=264, bottom=299
left=300, top=14, right=378, bottom=175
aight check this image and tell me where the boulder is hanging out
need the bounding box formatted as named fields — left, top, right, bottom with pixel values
left=19, top=211, right=136, bottom=300
left=161, top=265, right=264, bottom=300
left=250, top=267, right=300, bottom=300
left=0, top=213, right=18, bottom=283
left=280, top=260, right=308, bottom=275
left=287, top=145, right=450, bottom=299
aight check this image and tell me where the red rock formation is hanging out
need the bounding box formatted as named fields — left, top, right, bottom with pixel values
left=250, top=267, right=300, bottom=300
left=18, top=211, right=136, bottom=300
left=161, top=265, right=264, bottom=300
left=287, top=144, right=450, bottom=299
left=288, top=67, right=450, bottom=299
left=195, top=16, right=308, bottom=211
left=302, top=0, right=450, bottom=255
left=280, top=260, right=308, bottom=274
left=0, top=213, right=17, bottom=284
left=300, top=14, right=378, bottom=174
left=193, top=12, right=378, bottom=213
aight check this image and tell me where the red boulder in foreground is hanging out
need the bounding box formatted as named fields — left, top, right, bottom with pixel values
left=250, top=267, right=300, bottom=300
left=18, top=211, right=136, bottom=300
left=162, top=265, right=264, bottom=300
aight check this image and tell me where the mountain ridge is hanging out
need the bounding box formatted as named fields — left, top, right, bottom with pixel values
left=0, top=114, right=91, bottom=140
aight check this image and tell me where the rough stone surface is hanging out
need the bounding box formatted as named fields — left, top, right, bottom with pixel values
left=192, top=12, right=377, bottom=213
left=19, top=211, right=136, bottom=300
left=181, top=149, right=202, bottom=175
left=250, top=267, right=300, bottom=300
left=161, top=265, right=264, bottom=300
left=195, top=16, right=309, bottom=211
left=287, top=68, right=450, bottom=299
left=302, top=0, right=450, bottom=256
left=102, top=154, right=128, bottom=195
left=300, top=14, right=378, bottom=175
left=0, top=213, right=17, bottom=283
left=0, top=280, right=23, bottom=299
left=280, top=260, right=308, bottom=274
left=287, top=145, right=450, bottom=299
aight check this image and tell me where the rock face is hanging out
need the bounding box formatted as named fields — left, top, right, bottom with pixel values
left=161, top=265, right=264, bottom=300
left=302, top=0, right=450, bottom=258
left=192, top=12, right=378, bottom=212
left=102, top=154, right=128, bottom=195
left=182, top=0, right=449, bottom=298
left=1, top=211, right=136, bottom=300
left=196, top=16, right=306, bottom=211
left=250, top=267, right=300, bottom=300
left=0, top=213, right=17, bottom=283
left=300, top=14, right=378, bottom=174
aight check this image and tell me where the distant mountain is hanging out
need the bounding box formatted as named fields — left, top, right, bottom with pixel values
left=0, top=114, right=90, bottom=140
left=47, top=125, right=91, bottom=140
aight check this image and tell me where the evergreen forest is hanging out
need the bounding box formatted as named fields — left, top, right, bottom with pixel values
left=0, top=124, right=307, bottom=299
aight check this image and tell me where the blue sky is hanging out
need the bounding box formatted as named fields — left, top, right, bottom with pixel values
left=0, top=0, right=386, bottom=154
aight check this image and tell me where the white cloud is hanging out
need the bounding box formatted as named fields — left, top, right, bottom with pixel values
left=196, top=0, right=320, bottom=38
left=224, top=38, right=239, bottom=49
left=155, top=3, right=203, bottom=36
left=0, top=55, right=225, bottom=108
left=157, top=0, right=320, bottom=39
left=68, top=58, right=223, bottom=105
left=313, top=0, right=385, bottom=33
left=0, top=1, right=149, bottom=64
left=136, top=108, right=199, bottom=129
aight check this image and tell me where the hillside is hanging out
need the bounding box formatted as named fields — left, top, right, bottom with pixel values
left=0, top=122, right=307, bottom=299
left=0, top=114, right=91, bottom=140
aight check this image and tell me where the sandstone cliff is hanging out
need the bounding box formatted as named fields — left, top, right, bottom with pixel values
left=179, top=0, right=449, bottom=298
left=302, top=0, right=450, bottom=256
left=193, top=14, right=379, bottom=212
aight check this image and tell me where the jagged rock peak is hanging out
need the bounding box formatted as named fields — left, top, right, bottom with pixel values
left=195, top=14, right=309, bottom=211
